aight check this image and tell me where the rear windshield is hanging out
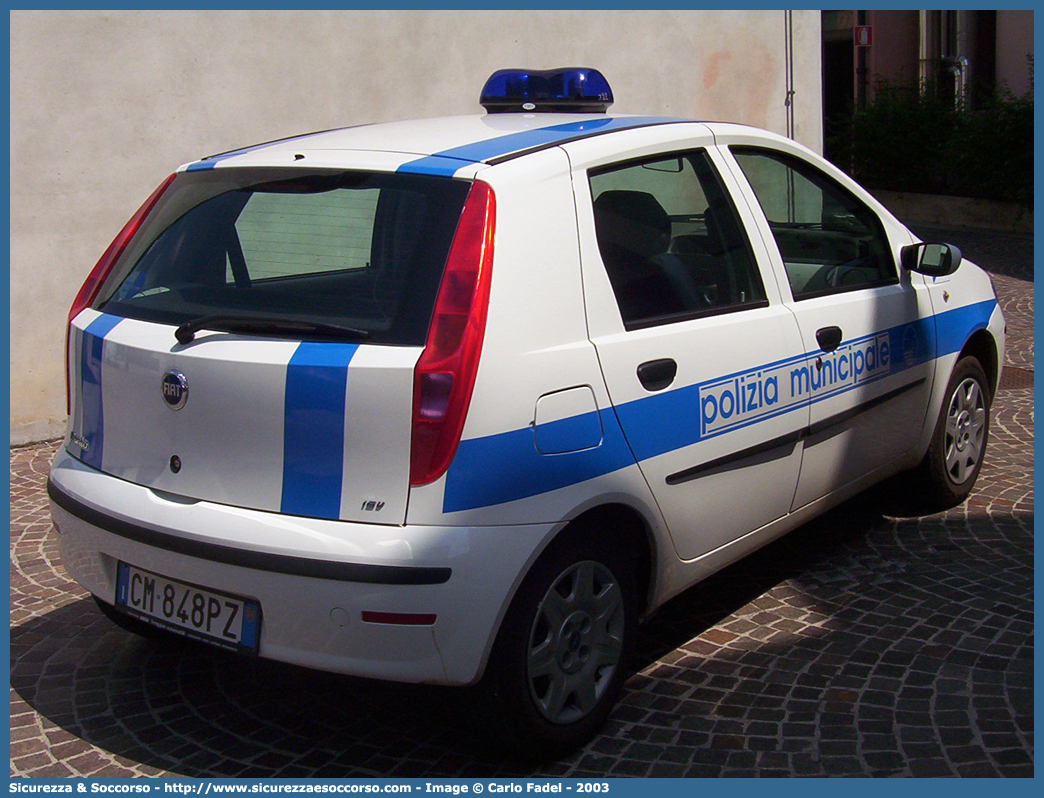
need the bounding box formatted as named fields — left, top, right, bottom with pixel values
left=95, top=168, right=471, bottom=346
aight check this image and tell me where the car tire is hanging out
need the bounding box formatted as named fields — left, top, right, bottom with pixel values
left=916, top=356, right=991, bottom=511
left=473, top=532, right=638, bottom=759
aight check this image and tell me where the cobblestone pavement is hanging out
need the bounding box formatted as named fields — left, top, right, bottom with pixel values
left=11, top=226, right=1032, bottom=778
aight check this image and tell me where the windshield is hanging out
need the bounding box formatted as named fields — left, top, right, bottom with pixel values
left=95, top=168, right=471, bottom=346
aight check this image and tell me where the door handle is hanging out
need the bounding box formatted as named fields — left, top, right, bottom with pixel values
left=637, top=358, right=677, bottom=392
left=816, top=326, right=843, bottom=352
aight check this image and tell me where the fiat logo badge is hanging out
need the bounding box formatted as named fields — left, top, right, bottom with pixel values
left=161, top=371, right=189, bottom=410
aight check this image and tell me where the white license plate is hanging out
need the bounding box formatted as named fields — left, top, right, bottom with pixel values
left=114, top=562, right=261, bottom=653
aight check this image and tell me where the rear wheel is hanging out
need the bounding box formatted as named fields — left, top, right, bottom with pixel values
left=916, top=356, right=991, bottom=510
left=474, top=533, right=637, bottom=759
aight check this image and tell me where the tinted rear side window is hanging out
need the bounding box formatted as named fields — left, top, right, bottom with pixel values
left=96, top=169, right=471, bottom=345
left=588, top=150, right=766, bottom=330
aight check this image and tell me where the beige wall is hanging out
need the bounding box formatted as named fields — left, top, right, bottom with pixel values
left=10, top=9, right=822, bottom=444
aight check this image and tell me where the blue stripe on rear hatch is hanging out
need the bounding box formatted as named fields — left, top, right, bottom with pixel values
left=78, top=313, right=123, bottom=470
left=281, top=343, right=359, bottom=520
left=398, top=116, right=684, bottom=176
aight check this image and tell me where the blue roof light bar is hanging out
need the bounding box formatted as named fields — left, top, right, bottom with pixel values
left=480, top=68, right=614, bottom=114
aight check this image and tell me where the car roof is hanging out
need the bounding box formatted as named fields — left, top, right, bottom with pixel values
left=184, top=113, right=726, bottom=176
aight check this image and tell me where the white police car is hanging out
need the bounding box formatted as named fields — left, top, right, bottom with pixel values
left=49, top=68, right=1004, bottom=755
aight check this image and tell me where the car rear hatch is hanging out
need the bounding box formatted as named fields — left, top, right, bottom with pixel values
left=66, top=166, right=471, bottom=525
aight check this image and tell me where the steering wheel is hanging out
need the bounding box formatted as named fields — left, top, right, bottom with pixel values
left=825, top=255, right=875, bottom=287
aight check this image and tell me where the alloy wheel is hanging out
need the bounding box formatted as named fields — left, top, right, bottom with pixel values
left=944, top=376, right=987, bottom=484
left=526, top=560, right=625, bottom=725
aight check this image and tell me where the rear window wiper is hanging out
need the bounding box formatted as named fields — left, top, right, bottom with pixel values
left=175, top=315, right=372, bottom=345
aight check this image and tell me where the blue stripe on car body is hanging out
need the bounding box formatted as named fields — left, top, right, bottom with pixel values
left=934, top=298, right=996, bottom=355
left=534, top=408, right=604, bottom=454
left=397, top=116, right=685, bottom=177
left=280, top=343, right=359, bottom=520
left=444, top=408, right=633, bottom=513
left=442, top=299, right=997, bottom=513
left=78, top=314, right=123, bottom=470
left=395, top=155, right=476, bottom=177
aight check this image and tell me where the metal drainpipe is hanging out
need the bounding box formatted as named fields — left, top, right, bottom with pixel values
left=950, top=56, right=969, bottom=109
left=784, top=9, right=795, bottom=139
left=918, top=10, right=931, bottom=85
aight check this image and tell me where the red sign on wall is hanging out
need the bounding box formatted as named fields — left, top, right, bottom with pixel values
left=855, top=25, right=873, bottom=47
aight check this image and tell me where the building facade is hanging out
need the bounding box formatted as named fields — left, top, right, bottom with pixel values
left=823, top=9, right=1034, bottom=118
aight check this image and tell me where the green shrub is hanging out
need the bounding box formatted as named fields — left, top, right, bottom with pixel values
left=947, top=84, right=1034, bottom=207
left=827, top=64, right=1033, bottom=210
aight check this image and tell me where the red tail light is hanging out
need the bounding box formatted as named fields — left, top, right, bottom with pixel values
left=410, top=181, right=496, bottom=486
left=65, top=173, right=176, bottom=414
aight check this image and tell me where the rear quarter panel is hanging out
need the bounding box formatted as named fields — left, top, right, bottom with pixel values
left=405, top=149, right=660, bottom=533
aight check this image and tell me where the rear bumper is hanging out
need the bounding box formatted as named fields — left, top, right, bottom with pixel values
left=49, top=448, right=554, bottom=685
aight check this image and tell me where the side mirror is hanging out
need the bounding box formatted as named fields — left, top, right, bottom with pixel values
left=901, top=242, right=963, bottom=276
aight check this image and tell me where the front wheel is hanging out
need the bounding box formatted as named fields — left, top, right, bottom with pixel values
left=916, top=356, right=991, bottom=510
left=473, top=535, right=637, bottom=759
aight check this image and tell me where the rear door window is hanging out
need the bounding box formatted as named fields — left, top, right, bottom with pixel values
left=97, top=169, right=471, bottom=346
left=588, top=150, right=767, bottom=330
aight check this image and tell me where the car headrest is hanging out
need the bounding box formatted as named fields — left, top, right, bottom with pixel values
left=593, top=190, right=671, bottom=258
